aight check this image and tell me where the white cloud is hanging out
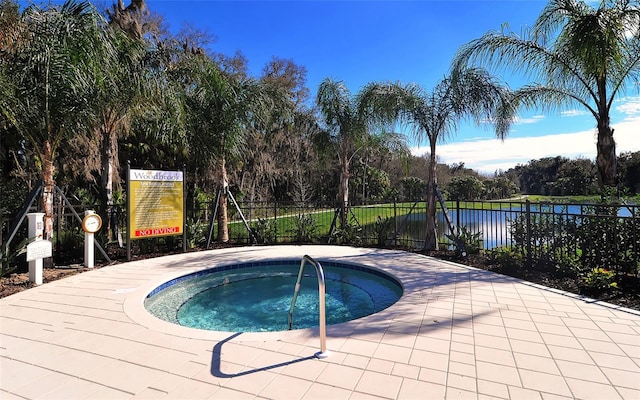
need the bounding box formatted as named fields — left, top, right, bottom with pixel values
left=513, top=115, right=545, bottom=125
left=561, top=109, right=589, bottom=117
left=411, top=116, right=640, bottom=173
left=615, top=96, right=640, bottom=116
left=615, top=116, right=640, bottom=150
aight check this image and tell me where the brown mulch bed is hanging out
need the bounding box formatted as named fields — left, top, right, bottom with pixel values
left=2, top=246, right=639, bottom=312
left=1, top=266, right=89, bottom=298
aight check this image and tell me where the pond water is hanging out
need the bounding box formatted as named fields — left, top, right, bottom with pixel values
left=396, top=203, right=636, bottom=250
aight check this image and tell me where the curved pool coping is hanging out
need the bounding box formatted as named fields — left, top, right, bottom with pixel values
left=143, top=257, right=404, bottom=332
left=123, top=245, right=423, bottom=342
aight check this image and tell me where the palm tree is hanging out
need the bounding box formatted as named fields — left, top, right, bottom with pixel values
left=365, top=68, right=511, bottom=250
left=315, top=78, right=408, bottom=226
left=454, top=0, right=640, bottom=188
left=185, top=55, right=274, bottom=242
left=0, top=1, right=113, bottom=240
left=0, top=0, right=20, bottom=146
left=91, top=32, right=146, bottom=241
left=93, top=0, right=162, bottom=240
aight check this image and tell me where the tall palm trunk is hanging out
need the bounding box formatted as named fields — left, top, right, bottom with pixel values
left=424, top=143, right=438, bottom=251
left=100, top=111, right=119, bottom=240
left=40, top=140, right=55, bottom=241
left=217, top=157, right=229, bottom=242
left=596, top=119, right=617, bottom=188
left=340, top=157, right=350, bottom=226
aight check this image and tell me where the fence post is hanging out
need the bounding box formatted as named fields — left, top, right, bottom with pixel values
left=634, top=206, right=638, bottom=278
left=249, top=201, right=253, bottom=239
left=526, top=200, right=532, bottom=268
left=56, top=192, right=62, bottom=261
left=456, top=200, right=460, bottom=232
left=274, top=202, right=278, bottom=242
left=393, top=197, right=397, bottom=248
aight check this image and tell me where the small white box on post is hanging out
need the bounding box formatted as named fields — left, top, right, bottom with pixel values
left=26, top=212, right=50, bottom=285
left=82, top=211, right=102, bottom=269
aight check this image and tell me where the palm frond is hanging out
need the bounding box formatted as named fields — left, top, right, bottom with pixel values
left=316, top=78, right=355, bottom=134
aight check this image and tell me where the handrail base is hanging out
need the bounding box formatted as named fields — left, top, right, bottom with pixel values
left=315, top=350, right=331, bottom=359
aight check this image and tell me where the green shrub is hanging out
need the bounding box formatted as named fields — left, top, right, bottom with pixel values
left=330, top=221, right=362, bottom=246
left=508, top=194, right=639, bottom=278
left=289, top=214, right=318, bottom=243
left=553, top=247, right=583, bottom=277
left=252, top=218, right=277, bottom=244
left=186, top=218, right=207, bottom=248
left=580, top=267, right=618, bottom=296
left=372, top=216, right=394, bottom=246
left=486, top=246, right=524, bottom=272
left=447, top=226, right=483, bottom=255
left=56, top=226, right=83, bottom=252
left=1, top=238, right=28, bottom=277
left=578, top=199, right=640, bottom=277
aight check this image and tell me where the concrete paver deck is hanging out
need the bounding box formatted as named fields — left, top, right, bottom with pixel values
left=1, top=245, right=639, bottom=399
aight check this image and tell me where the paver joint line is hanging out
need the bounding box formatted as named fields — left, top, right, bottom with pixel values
left=1, top=245, right=638, bottom=399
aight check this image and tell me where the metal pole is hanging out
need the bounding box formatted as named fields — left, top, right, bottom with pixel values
left=456, top=200, right=461, bottom=233
left=126, top=161, right=131, bottom=261
left=56, top=191, right=62, bottom=261
left=526, top=200, right=532, bottom=267
left=206, top=188, right=222, bottom=248
left=393, top=197, right=397, bottom=248
left=182, top=165, right=187, bottom=253
left=5, top=183, right=42, bottom=253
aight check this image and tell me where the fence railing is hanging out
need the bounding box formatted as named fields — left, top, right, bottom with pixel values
left=3, top=197, right=638, bottom=277
left=450, top=200, right=637, bottom=272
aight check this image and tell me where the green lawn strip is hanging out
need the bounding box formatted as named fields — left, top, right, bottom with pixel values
left=525, top=195, right=598, bottom=203
left=520, top=194, right=638, bottom=203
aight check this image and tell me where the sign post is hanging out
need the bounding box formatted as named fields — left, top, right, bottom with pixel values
left=26, top=212, right=51, bottom=285
left=82, top=210, right=102, bottom=268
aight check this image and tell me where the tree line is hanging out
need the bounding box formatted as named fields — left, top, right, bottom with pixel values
left=2, top=0, right=638, bottom=252
left=434, top=152, right=640, bottom=202
left=506, top=152, right=640, bottom=197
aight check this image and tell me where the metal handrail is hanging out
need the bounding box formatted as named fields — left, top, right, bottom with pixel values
left=287, top=255, right=329, bottom=358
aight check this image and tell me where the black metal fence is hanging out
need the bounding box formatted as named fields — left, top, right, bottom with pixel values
left=3, top=197, right=639, bottom=277
left=446, top=199, right=639, bottom=276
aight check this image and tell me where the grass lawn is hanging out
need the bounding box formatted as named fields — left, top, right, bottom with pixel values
left=220, top=203, right=424, bottom=243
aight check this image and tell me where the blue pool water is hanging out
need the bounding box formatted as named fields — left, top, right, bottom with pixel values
left=144, top=260, right=403, bottom=332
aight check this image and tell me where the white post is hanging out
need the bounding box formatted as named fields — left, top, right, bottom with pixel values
left=84, top=210, right=96, bottom=269
left=27, top=213, right=45, bottom=285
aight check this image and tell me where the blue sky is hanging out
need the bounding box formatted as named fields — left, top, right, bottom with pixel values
left=148, top=1, right=639, bottom=173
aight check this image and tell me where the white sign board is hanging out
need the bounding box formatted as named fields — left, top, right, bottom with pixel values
left=26, top=240, right=52, bottom=262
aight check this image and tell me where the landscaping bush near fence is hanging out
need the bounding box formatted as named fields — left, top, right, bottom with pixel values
left=508, top=200, right=639, bottom=279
